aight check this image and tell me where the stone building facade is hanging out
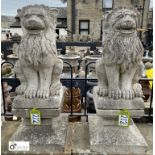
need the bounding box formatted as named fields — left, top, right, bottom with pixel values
left=145, top=8, right=153, bottom=46
left=67, top=0, right=103, bottom=41
left=103, top=0, right=150, bottom=43
left=67, top=0, right=150, bottom=42
left=131, top=0, right=150, bottom=43
left=147, top=8, right=153, bottom=29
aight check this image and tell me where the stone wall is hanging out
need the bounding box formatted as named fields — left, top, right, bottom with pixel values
left=113, top=0, right=132, bottom=8
left=67, top=0, right=103, bottom=41
left=147, top=8, right=153, bottom=28
left=141, top=0, right=150, bottom=43
left=67, top=0, right=72, bottom=34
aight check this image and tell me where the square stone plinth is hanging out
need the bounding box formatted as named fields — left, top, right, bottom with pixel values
left=93, top=86, right=144, bottom=117
left=10, top=115, right=68, bottom=154
left=13, top=88, right=64, bottom=109
left=12, top=88, right=64, bottom=124
left=89, top=116, right=148, bottom=155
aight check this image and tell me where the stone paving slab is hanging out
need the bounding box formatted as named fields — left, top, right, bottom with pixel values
left=65, top=122, right=91, bottom=154
left=71, top=122, right=90, bottom=154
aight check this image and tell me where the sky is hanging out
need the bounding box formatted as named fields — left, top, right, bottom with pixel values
left=1, top=0, right=67, bottom=16
left=150, top=0, right=153, bottom=8
left=1, top=0, right=153, bottom=16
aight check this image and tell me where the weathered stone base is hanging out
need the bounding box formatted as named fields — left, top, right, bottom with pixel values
left=10, top=115, right=68, bottom=154
left=12, top=88, right=64, bottom=125
left=93, top=86, right=144, bottom=117
left=89, top=116, right=148, bottom=155
left=13, top=88, right=64, bottom=109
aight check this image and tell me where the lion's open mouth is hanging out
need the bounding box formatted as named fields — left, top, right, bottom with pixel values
left=116, top=26, right=136, bottom=34
left=29, top=27, right=41, bottom=30
left=24, top=19, right=46, bottom=33
left=25, top=26, right=45, bottom=34
left=118, top=27, right=134, bottom=30
left=115, top=24, right=136, bottom=34
left=26, top=26, right=45, bottom=31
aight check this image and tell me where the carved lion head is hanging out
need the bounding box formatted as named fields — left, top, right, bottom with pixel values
left=18, top=5, right=58, bottom=34
left=104, top=8, right=139, bottom=34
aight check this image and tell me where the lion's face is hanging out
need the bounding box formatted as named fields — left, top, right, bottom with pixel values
left=21, top=8, right=48, bottom=34
left=23, top=10, right=46, bottom=31
left=108, top=9, right=138, bottom=34
left=18, top=5, right=57, bottom=35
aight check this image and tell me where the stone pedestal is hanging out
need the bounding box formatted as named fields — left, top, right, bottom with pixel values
left=89, top=116, right=148, bottom=155
left=10, top=88, right=68, bottom=154
left=12, top=88, right=64, bottom=125
left=93, top=87, right=145, bottom=118
left=89, top=87, right=148, bottom=155
left=10, top=115, right=68, bottom=154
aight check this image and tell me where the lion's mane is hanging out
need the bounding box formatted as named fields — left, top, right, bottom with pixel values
left=18, top=33, right=57, bottom=66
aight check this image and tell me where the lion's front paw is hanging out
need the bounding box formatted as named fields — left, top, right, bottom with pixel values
left=108, top=88, right=121, bottom=99
left=122, top=88, right=134, bottom=99
left=16, top=84, right=26, bottom=95
left=97, top=87, right=108, bottom=96
left=25, top=87, right=37, bottom=99
left=37, top=88, right=49, bottom=99
left=50, top=82, right=62, bottom=96
left=133, top=83, right=143, bottom=97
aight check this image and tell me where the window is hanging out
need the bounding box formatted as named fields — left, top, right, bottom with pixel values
left=103, top=0, right=113, bottom=9
left=79, top=20, right=90, bottom=35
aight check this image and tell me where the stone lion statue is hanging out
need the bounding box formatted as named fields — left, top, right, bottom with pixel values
left=96, top=8, right=144, bottom=100
left=15, top=5, right=63, bottom=99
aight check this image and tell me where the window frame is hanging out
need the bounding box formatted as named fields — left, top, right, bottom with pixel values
left=79, top=20, right=90, bottom=35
